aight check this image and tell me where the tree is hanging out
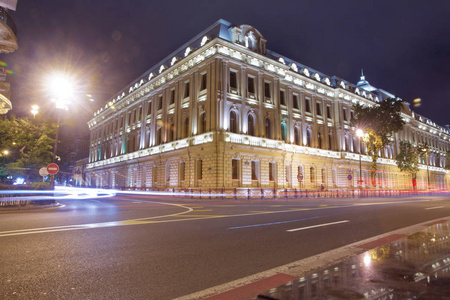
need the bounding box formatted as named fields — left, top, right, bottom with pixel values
left=395, top=141, right=420, bottom=189
left=352, top=98, right=405, bottom=186
left=0, top=115, right=56, bottom=183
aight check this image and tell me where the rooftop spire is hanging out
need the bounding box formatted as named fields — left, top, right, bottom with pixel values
left=361, top=69, right=365, bottom=80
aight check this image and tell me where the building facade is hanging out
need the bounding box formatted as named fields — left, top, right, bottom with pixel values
left=86, top=20, right=450, bottom=191
left=0, top=0, right=18, bottom=114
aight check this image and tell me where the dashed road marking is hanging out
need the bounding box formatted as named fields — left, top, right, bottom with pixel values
left=287, top=220, right=350, bottom=232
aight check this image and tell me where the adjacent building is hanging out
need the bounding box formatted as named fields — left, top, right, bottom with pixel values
left=85, top=19, right=450, bottom=191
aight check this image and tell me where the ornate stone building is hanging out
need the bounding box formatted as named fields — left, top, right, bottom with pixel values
left=85, top=20, right=450, bottom=191
left=0, top=0, right=18, bottom=114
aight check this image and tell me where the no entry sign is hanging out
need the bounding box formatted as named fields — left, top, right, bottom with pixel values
left=47, top=163, right=59, bottom=175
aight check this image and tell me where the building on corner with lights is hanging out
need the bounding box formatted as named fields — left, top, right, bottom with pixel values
left=0, top=0, right=17, bottom=114
left=85, top=19, right=450, bottom=191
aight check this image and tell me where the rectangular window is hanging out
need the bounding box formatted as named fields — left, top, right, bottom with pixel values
left=350, top=111, right=354, bottom=120
left=264, top=82, right=271, bottom=98
left=170, top=90, right=175, bottom=105
left=147, top=101, right=152, bottom=115
left=201, top=73, right=207, bottom=91
left=158, top=96, right=163, bottom=110
left=196, top=160, right=203, bottom=180
left=138, top=107, right=142, bottom=121
left=128, top=111, right=132, bottom=125
left=251, top=161, right=258, bottom=180
left=184, top=81, right=190, bottom=98
left=166, top=163, right=170, bottom=183
left=316, top=103, right=321, bottom=116
left=305, top=99, right=311, bottom=113
left=229, top=71, right=237, bottom=89
left=343, top=108, right=348, bottom=121
left=232, top=159, right=240, bottom=180
left=120, top=116, right=123, bottom=128
left=247, top=77, right=255, bottom=94
left=269, top=162, right=276, bottom=181
left=293, top=95, right=299, bottom=109
left=280, top=90, right=286, bottom=106
left=180, top=162, right=185, bottom=181
left=327, top=106, right=331, bottom=119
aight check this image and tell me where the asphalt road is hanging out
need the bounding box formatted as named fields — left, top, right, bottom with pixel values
left=1, top=193, right=450, bottom=299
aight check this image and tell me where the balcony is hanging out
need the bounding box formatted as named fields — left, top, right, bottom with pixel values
left=0, top=7, right=17, bottom=53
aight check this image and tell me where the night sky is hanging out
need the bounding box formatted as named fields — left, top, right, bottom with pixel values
left=4, top=0, right=450, bottom=135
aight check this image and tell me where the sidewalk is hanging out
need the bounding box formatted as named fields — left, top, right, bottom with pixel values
left=253, top=219, right=450, bottom=299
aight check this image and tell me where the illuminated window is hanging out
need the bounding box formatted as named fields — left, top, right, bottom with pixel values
left=230, top=71, right=237, bottom=89
left=230, top=111, right=237, bottom=133
left=201, top=73, right=207, bottom=91
left=232, top=159, right=240, bottom=180
left=184, top=81, right=190, bottom=98
left=269, top=162, right=276, bottom=181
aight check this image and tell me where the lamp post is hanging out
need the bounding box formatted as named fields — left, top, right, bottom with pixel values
left=47, top=73, right=75, bottom=186
left=356, top=129, right=364, bottom=187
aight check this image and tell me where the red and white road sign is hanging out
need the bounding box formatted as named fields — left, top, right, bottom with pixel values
left=47, top=163, right=59, bottom=175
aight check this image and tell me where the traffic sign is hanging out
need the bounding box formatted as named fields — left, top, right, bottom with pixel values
left=347, top=174, right=352, bottom=181
left=39, top=167, right=49, bottom=177
left=297, top=173, right=303, bottom=181
left=347, top=168, right=352, bottom=174
left=47, top=163, right=59, bottom=175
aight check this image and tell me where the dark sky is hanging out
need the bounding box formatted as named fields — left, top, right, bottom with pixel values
left=4, top=0, right=450, bottom=133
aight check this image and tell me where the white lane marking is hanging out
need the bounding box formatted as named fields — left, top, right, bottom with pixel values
left=287, top=220, right=350, bottom=232
left=0, top=201, right=193, bottom=238
left=425, top=206, right=445, bottom=210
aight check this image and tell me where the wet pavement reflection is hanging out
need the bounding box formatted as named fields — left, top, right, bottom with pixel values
left=256, top=221, right=450, bottom=300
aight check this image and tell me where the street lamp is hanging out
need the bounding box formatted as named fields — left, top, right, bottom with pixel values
left=47, top=72, right=76, bottom=186
left=356, top=129, right=364, bottom=187
left=30, top=105, right=39, bottom=118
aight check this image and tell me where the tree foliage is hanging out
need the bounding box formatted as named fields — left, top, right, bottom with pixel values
left=0, top=115, right=56, bottom=183
left=396, top=141, right=420, bottom=187
left=352, top=98, right=405, bottom=186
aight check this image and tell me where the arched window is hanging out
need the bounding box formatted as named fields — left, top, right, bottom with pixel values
left=230, top=111, right=237, bottom=133
left=265, top=118, right=271, bottom=139
left=184, top=117, right=189, bottom=138
left=198, top=113, right=206, bottom=134
left=306, top=130, right=312, bottom=147
left=281, top=122, right=287, bottom=142
left=248, top=114, right=255, bottom=136
left=310, top=167, right=315, bottom=184
left=294, top=127, right=300, bottom=145
left=318, top=132, right=322, bottom=149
